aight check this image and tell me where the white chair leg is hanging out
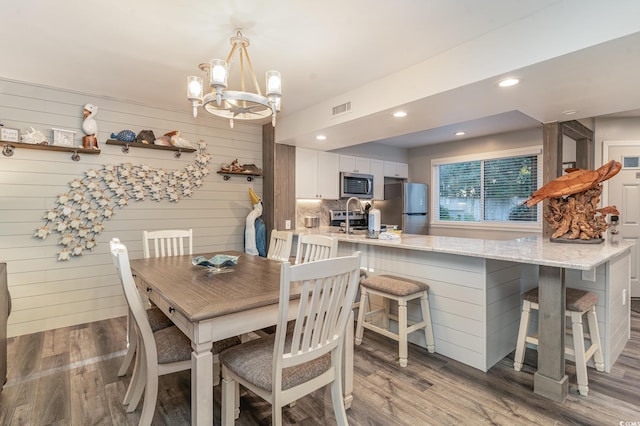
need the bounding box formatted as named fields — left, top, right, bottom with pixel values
left=126, top=338, right=147, bottom=412
left=571, top=311, right=589, bottom=396
left=513, top=300, right=531, bottom=371
left=221, top=374, right=238, bottom=425
left=420, top=292, right=435, bottom=353
left=330, top=370, right=349, bottom=426
left=234, top=379, right=240, bottom=420
left=272, top=408, right=283, bottom=426
left=355, top=290, right=368, bottom=345
left=213, top=353, right=221, bottom=387
left=118, top=310, right=136, bottom=376
left=398, top=298, right=408, bottom=367
left=123, top=337, right=142, bottom=405
left=382, top=297, right=390, bottom=330
left=139, top=363, right=158, bottom=426
left=587, top=307, right=605, bottom=372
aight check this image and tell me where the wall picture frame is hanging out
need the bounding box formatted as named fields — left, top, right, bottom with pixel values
left=0, top=127, right=19, bottom=143
left=52, top=128, right=76, bottom=147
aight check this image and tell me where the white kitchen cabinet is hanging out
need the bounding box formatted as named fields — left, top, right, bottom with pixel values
left=370, top=159, right=384, bottom=200
left=384, top=161, right=409, bottom=178
left=339, top=155, right=371, bottom=174
left=296, top=147, right=339, bottom=199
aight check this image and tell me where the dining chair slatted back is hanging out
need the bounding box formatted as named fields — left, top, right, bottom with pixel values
left=220, top=252, right=362, bottom=425
left=143, top=229, right=193, bottom=258
left=294, top=234, right=338, bottom=264
left=267, top=230, right=293, bottom=262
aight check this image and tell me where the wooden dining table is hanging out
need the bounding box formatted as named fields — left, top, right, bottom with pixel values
left=129, top=250, right=354, bottom=425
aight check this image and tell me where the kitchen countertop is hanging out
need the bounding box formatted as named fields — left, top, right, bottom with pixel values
left=294, top=227, right=632, bottom=271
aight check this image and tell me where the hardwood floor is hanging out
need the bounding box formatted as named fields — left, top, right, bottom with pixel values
left=1, top=311, right=638, bottom=425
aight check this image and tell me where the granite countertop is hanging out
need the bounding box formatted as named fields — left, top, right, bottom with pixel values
left=294, top=227, right=632, bottom=270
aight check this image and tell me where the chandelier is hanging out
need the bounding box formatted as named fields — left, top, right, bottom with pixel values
left=187, top=31, right=282, bottom=128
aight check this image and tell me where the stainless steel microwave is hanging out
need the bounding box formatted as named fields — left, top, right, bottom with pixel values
left=340, top=172, right=374, bottom=199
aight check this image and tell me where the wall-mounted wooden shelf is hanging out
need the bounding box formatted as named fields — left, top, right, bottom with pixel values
left=106, top=139, right=196, bottom=158
left=1, top=140, right=100, bottom=161
left=217, top=171, right=263, bottom=182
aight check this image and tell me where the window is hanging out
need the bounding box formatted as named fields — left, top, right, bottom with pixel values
left=433, top=147, right=541, bottom=225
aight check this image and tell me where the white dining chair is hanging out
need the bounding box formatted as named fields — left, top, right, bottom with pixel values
left=110, top=239, right=239, bottom=424
left=118, top=229, right=193, bottom=379
left=259, top=232, right=335, bottom=339
left=294, top=234, right=338, bottom=264
left=220, top=252, right=362, bottom=426
left=267, top=230, right=293, bottom=262
left=110, top=239, right=192, bottom=424
left=143, top=228, right=193, bottom=258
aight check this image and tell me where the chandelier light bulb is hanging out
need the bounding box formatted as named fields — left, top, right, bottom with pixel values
left=187, top=76, right=203, bottom=99
left=209, top=59, right=228, bottom=87
left=266, top=70, right=282, bottom=96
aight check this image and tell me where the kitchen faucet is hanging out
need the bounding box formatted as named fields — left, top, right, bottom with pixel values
left=345, top=196, right=362, bottom=234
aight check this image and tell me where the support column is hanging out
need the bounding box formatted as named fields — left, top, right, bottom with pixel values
left=533, top=265, right=568, bottom=402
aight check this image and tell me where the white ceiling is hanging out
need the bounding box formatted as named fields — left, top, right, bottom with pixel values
left=3, top=0, right=640, bottom=151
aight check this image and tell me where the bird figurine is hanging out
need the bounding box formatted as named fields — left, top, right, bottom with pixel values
left=81, top=103, right=99, bottom=149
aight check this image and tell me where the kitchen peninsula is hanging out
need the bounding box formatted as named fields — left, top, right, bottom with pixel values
left=295, top=229, right=632, bottom=402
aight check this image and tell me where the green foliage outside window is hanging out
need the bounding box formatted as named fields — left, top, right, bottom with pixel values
left=437, top=154, right=538, bottom=223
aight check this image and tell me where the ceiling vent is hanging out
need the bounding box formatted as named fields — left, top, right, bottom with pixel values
left=331, top=101, right=351, bottom=117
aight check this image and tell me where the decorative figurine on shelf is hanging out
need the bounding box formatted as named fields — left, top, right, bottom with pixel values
left=221, top=159, right=244, bottom=173
left=154, top=135, right=171, bottom=146
left=524, top=160, right=622, bottom=242
left=81, top=103, right=99, bottom=149
left=110, top=129, right=136, bottom=142
left=165, top=130, right=193, bottom=149
left=135, top=130, right=156, bottom=144
left=21, top=127, right=49, bottom=144
left=241, top=164, right=263, bottom=175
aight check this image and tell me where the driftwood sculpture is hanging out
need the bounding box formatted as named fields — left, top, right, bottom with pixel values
left=524, top=160, right=621, bottom=241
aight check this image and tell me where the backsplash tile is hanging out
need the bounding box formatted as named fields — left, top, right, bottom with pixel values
left=295, top=199, right=344, bottom=227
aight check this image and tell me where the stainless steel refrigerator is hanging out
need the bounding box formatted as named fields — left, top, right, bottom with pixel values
left=376, top=182, right=429, bottom=234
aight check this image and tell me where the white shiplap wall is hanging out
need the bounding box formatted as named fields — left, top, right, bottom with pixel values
left=0, top=78, right=263, bottom=337
left=337, top=242, right=522, bottom=372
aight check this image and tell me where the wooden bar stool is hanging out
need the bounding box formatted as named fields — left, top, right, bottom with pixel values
left=513, top=287, right=605, bottom=396
left=355, top=274, right=435, bottom=367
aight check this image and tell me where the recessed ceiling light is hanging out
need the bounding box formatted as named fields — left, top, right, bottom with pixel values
left=316, top=135, right=327, bottom=141
left=562, top=109, right=577, bottom=115
left=498, top=77, right=520, bottom=87
left=455, top=131, right=465, bottom=136
left=393, top=111, right=407, bottom=118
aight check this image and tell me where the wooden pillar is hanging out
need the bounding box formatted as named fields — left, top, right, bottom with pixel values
left=561, top=120, right=594, bottom=170
left=533, top=265, right=568, bottom=402
left=262, top=124, right=296, bottom=240
left=262, top=124, right=275, bottom=241
left=542, top=123, right=563, bottom=238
